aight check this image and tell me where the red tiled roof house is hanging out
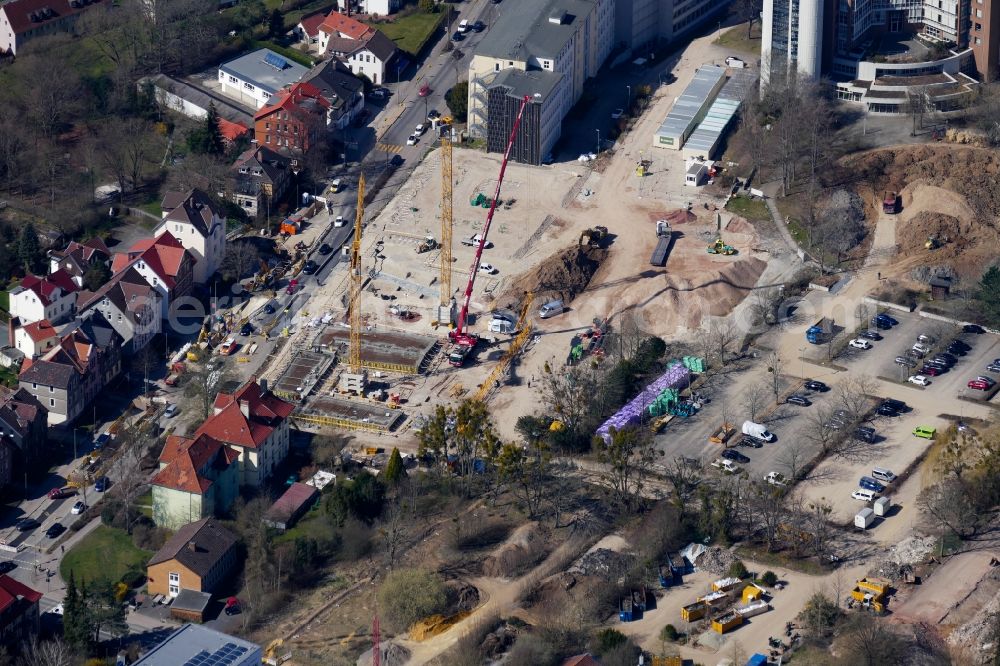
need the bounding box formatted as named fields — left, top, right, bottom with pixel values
left=0, top=575, right=41, bottom=650
left=194, top=379, right=294, bottom=488
left=110, top=232, right=195, bottom=319
left=8, top=271, right=77, bottom=326
left=151, top=433, right=242, bottom=529
left=0, top=0, right=105, bottom=57
left=253, top=81, right=332, bottom=155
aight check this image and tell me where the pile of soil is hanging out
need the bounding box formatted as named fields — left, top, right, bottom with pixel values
left=502, top=245, right=607, bottom=304
left=483, top=523, right=548, bottom=578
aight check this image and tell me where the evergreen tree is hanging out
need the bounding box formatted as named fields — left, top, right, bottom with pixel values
left=268, top=9, right=284, bottom=37
left=62, top=572, right=91, bottom=653
left=16, top=224, right=41, bottom=274
left=205, top=103, right=225, bottom=155
left=383, top=448, right=407, bottom=485
left=82, top=261, right=111, bottom=291
left=979, top=266, right=1000, bottom=328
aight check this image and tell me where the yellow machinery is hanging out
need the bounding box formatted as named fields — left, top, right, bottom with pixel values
left=850, top=577, right=889, bottom=613
left=707, top=237, right=737, bottom=255
left=440, top=137, right=454, bottom=317
left=473, top=293, right=534, bottom=403
left=349, top=175, right=366, bottom=374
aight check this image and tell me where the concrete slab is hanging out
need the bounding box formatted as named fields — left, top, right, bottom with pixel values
left=315, top=326, right=438, bottom=373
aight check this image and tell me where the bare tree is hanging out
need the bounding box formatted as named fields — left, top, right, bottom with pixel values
left=708, top=319, right=738, bottom=366
left=19, top=635, right=74, bottom=666
left=855, top=302, right=875, bottom=332
left=663, top=456, right=702, bottom=511
left=187, top=363, right=230, bottom=421
left=917, top=477, right=977, bottom=540
left=742, top=381, right=768, bottom=422
left=738, top=0, right=762, bottom=38
left=378, top=501, right=411, bottom=571
left=779, top=440, right=807, bottom=481
left=595, top=426, right=663, bottom=512
left=804, top=407, right=840, bottom=456
left=750, top=287, right=782, bottom=328
left=110, top=422, right=153, bottom=534
left=837, top=375, right=877, bottom=426
left=765, top=350, right=783, bottom=397
left=805, top=499, right=834, bottom=560
left=222, top=240, right=262, bottom=282
left=843, top=615, right=907, bottom=666
left=749, top=480, right=785, bottom=551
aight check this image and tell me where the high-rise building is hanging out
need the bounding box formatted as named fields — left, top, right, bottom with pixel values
left=762, top=0, right=998, bottom=109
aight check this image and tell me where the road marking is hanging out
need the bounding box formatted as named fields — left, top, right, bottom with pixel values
left=376, top=143, right=403, bottom=154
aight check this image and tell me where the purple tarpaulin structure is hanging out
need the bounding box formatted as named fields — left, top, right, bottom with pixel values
left=596, top=363, right=691, bottom=441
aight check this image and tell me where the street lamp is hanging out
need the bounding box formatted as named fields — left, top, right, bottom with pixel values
left=595, top=129, right=600, bottom=155
left=626, top=85, right=631, bottom=111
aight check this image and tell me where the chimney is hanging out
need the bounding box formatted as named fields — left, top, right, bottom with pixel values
left=187, top=541, right=197, bottom=553
left=239, top=399, right=250, bottom=418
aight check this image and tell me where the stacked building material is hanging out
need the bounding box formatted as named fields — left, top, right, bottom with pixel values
left=597, top=362, right=691, bottom=441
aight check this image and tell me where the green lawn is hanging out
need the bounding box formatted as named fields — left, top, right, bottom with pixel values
left=61, top=526, right=152, bottom=585
left=365, top=12, right=445, bottom=56
left=725, top=195, right=771, bottom=222
left=714, top=22, right=763, bottom=57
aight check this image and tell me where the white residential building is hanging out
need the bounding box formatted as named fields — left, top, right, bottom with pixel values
left=217, top=49, right=308, bottom=110
left=9, top=272, right=77, bottom=326
left=156, top=190, right=226, bottom=284
left=316, top=11, right=397, bottom=84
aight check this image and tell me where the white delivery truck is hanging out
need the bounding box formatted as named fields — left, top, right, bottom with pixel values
left=742, top=421, right=775, bottom=442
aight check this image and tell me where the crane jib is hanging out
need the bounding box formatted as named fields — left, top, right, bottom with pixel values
left=453, top=94, right=532, bottom=339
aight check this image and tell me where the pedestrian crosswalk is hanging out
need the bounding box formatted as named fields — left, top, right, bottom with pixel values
left=377, top=142, right=403, bottom=154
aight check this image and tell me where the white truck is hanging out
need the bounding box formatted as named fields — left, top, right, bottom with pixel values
left=711, top=458, right=741, bottom=474
left=461, top=234, right=493, bottom=248
left=742, top=420, right=775, bottom=442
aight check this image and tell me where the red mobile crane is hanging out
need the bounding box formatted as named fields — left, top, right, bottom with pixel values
left=448, top=94, right=532, bottom=366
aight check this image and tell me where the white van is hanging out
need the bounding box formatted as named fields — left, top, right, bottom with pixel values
left=852, top=489, right=877, bottom=502
left=538, top=299, right=564, bottom=319
left=871, top=467, right=896, bottom=483
left=741, top=420, right=775, bottom=442
left=489, top=318, right=515, bottom=334
left=458, top=19, right=470, bottom=33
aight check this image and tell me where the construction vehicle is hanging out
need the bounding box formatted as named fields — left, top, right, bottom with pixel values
left=448, top=95, right=531, bottom=364
left=417, top=236, right=438, bottom=253
left=279, top=216, right=301, bottom=236
left=650, top=219, right=673, bottom=266
left=806, top=317, right=834, bottom=344
left=473, top=293, right=534, bottom=402
left=709, top=423, right=736, bottom=445
left=707, top=236, right=737, bottom=255
left=925, top=234, right=945, bottom=250
left=883, top=191, right=900, bottom=214
left=263, top=638, right=292, bottom=665
left=849, top=578, right=889, bottom=613
left=579, top=225, right=609, bottom=248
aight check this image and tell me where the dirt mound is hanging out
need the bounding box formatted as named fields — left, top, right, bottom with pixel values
left=697, top=546, right=739, bottom=576
left=867, top=535, right=935, bottom=580
left=899, top=211, right=966, bottom=254
left=570, top=548, right=636, bottom=581
left=483, top=523, right=548, bottom=578
left=503, top=245, right=607, bottom=304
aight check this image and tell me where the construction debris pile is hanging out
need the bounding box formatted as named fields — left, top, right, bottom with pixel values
left=504, top=245, right=607, bottom=304
left=867, top=535, right=936, bottom=580
left=696, top=546, right=740, bottom=576
left=947, top=572, right=1000, bottom=653
left=571, top=548, right=637, bottom=581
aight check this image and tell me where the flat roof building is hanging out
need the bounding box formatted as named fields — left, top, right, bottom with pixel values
left=218, top=49, right=309, bottom=110
left=134, top=624, right=262, bottom=666
left=652, top=65, right=726, bottom=151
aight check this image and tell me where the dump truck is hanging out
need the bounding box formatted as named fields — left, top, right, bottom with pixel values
left=416, top=236, right=438, bottom=253
left=850, top=578, right=889, bottom=613
left=650, top=219, right=672, bottom=266
left=883, top=191, right=900, bottom=214
left=806, top=317, right=834, bottom=344
left=711, top=610, right=744, bottom=634
left=709, top=423, right=736, bottom=445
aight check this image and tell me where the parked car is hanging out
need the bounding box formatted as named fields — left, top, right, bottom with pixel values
left=913, top=425, right=936, bottom=439
left=872, top=318, right=893, bottom=330
left=803, top=380, right=828, bottom=391
left=45, top=523, right=64, bottom=539
left=406, top=134, right=418, bottom=146
left=263, top=303, right=276, bottom=315
left=334, top=215, right=346, bottom=228
left=721, top=449, right=750, bottom=464
left=302, top=260, right=318, bottom=275
left=414, top=123, right=426, bottom=136
left=859, top=476, right=886, bottom=493
left=318, top=243, right=332, bottom=255
left=854, top=426, right=877, bottom=443
left=472, top=20, right=485, bottom=32
left=368, top=88, right=389, bottom=100
left=970, top=379, right=992, bottom=390
left=964, top=324, right=985, bottom=334
left=947, top=344, right=968, bottom=356
left=786, top=394, right=811, bottom=406
left=852, top=490, right=877, bottom=502
left=427, top=109, right=441, bottom=120
left=737, top=437, right=763, bottom=448
left=478, top=263, right=497, bottom=275
left=949, top=338, right=971, bottom=350
left=47, top=487, right=71, bottom=500
left=849, top=338, right=872, bottom=350
left=765, top=471, right=787, bottom=487
left=0, top=562, right=16, bottom=574
left=912, top=343, right=931, bottom=355
left=240, top=321, right=254, bottom=336
left=94, top=432, right=111, bottom=449
left=419, top=84, right=431, bottom=97
left=895, top=356, right=917, bottom=368
left=932, top=353, right=956, bottom=365
left=988, top=363, right=1000, bottom=373
left=875, top=402, right=899, bottom=416
left=917, top=333, right=936, bottom=344
left=920, top=365, right=942, bottom=376
left=15, top=518, right=39, bottom=532
left=872, top=314, right=896, bottom=328
left=908, top=374, right=930, bottom=386
left=611, top=108, right=624, bottom=120
left=164, top=403, right=179, bottom=418
left=858, top=330, right=883, bottom=341
left=94, top=477, right=109, bottom=492
left=71, top=501, right=86, bottom=515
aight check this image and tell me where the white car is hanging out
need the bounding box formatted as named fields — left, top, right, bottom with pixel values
left=908, top=374, right=931, bottom=386
left=414, top=123, right=426, bottom=135
left=765, top=471, right=787, bottom=487
left=406, top=134, right=418, bottom=146
left=849, top=338, right=872, bottom=350
left=334, top=215, right=346, bottom=228
left=611, top=108, right=624, bottom=120
left=912, top=343, right=931, bottom=355
left=164, top=403, right=179, bottom=418
left=478, top=263, right=497, bottom=275
left=71, top=501, right=86, bottom=515
left=851, top=490, right=875, bottom=501
left=711, top=458, right=740, bottom=473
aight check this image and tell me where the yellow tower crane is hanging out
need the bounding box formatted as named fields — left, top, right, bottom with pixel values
left=439, top=137, right=454, bottom=326
left=473, top=292, right=534, bottom=403
left=349, top=174, right=365, bottom=373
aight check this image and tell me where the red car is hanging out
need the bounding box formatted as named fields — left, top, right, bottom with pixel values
left=920, top=366, right=941, bottom=376
left=969, top=379, right=992, bottom=390
left=418, top=84, right=431, bottom=97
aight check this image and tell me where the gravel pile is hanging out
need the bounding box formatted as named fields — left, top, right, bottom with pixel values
left=867, top=535, right=936, bottom=580
left=948, top=585, right=1000, bottom=658
left=571, top=548, right=636, bottom=580
left=697, top=547, right=738, bottom=576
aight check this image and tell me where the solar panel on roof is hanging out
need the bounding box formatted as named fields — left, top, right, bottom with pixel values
left=263, top=52, right=288, bottom=70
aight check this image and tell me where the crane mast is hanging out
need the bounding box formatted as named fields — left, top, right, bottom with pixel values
left=439, top=137, right=454, bottom=322
left=349, top=174, right=366, bottom=373
left=450, top=94, right=531, bottom=349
